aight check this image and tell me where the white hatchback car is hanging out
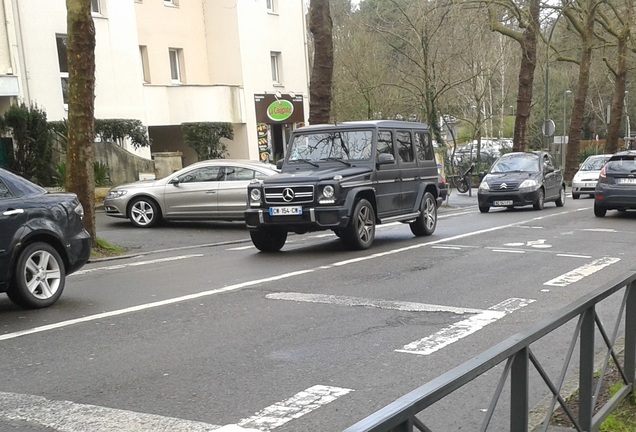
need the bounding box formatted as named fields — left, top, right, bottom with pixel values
left=571, top=154, right=612, bottom=199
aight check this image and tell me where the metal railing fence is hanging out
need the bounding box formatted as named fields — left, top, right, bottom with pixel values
left=344, top=270, right=636, bottom=432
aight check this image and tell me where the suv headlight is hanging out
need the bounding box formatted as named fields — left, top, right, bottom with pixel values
left=106, top=189, right=128, bottom=199
left=249, top=188, right=262, bottom=205
left=319, top=185, right=336, bottom=204
left=519, top=179, right=538, bottom=189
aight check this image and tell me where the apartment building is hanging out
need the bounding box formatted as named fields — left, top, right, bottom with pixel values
left=0, top=0, right=310, bottom=169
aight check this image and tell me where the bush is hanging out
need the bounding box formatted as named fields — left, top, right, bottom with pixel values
left=54, top=161, right=110, bottom=189
left=182, top=122, right=233, bottom=161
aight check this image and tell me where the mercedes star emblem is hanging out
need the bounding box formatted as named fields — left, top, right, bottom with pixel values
left=282, top=188, right=295, bottom=202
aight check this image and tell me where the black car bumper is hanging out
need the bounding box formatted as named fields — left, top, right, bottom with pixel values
left=478, top=188, right=541, bottom=208
left=66, top=230, right=93, bottom=272
left=245, top=207, right=351, bottom=232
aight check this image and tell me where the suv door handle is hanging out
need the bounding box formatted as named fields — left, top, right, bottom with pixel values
left=3, top=209, right=24, bottom=216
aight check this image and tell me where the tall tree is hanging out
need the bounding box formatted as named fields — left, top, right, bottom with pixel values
left=563, top=0, right=600, bottom=181
left=309, top=0, right=334, bottom=124
left=488, top=0, right=541, bottom=152
left=596, top=0, right=632, bottom=153
left=66, top=0, right=96, bottom=240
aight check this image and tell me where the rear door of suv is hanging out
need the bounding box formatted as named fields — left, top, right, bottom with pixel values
left=395, top=128, right=420, bottom=212
left=374, top=129, right=402, bottom=218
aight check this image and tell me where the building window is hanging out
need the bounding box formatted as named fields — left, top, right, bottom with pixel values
left=56, top=35, right=69, bottom=106
left=266, top=0, right=277, bottom=13
left=90, top=0, right=101, bottom=14
left=140, top=45, right=150, bottom=83
left=164, top=0, right=179, bottom=6
left=270, top=52, right=282, bottom=84
left=169, top=48, right=183, bottom=83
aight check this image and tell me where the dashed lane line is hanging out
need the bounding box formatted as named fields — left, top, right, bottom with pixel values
left=544, top=257, right=621, bottom=287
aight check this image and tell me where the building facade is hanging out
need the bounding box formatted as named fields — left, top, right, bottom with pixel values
left=0, top=0, right=310, bottom=170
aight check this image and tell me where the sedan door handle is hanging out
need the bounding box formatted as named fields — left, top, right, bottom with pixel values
left=205, top=190, right=217, bottom=194
left=3, top=209, right=24, bottom=216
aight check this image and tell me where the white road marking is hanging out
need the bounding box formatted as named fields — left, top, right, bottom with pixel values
left=0, top=385, right=352, bottom=432
left=492, top=249, right=525, bottom=254
left=0, top=392, right=221, bottom=432
left=583, top=228, right=618, bottom=233
left=396, top=298, right=534, bottom=355
left=72, top=255, right=204, bottom=276
left=234, top=385, right=352, bottom=431
left=431, top=245, right=462, bottom=250
left=544, top=257, right=621, bottom=287
left=227, top=245, right=255, bottom=251
left=266, top=293, right=534, bottom=356
left=557, top=253, right=592, bottom=259
left=266, top=292, right=488, bottom=315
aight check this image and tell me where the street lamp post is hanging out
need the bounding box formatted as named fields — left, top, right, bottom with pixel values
left=563, top=90, right=571, bottom=167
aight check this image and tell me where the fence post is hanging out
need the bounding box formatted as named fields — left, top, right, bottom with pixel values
left=579, top=308, right=595, bottom=431
left=625, top=281, right=636, bottom=390
left=510, top=348, right=529, bottom=431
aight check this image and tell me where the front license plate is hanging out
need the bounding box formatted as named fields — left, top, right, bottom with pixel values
left=269, top=206, right=302, bottom=216
left=585, top=182, right=596, bottom=187
left=494, top=200, right=513, bottom=206
left=619, top=178, right=636, bottom=184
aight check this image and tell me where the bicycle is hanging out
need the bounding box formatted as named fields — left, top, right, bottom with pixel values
left=445, top=161, right=475, bottom=194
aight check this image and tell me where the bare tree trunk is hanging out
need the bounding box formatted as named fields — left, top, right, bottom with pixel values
left=564, top=0, right=597, bottom=182
left=66, top=0, right=96, bottom=240
left=309, top=0, right=334, bottom=124
left=489, top=0, right=540, bottom=153
left=603, top=0, right=632, bottom=154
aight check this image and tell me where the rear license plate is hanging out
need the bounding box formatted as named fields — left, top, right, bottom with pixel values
left=618, top=178, right=636, bottom=184
left=494, top=200, right=513, bottom=206
left=269, top=206, right=302, bottom=216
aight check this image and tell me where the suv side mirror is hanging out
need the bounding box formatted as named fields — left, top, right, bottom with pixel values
left=377, top=153, right=395, bottom=165
left=545, top=164, right=555, bottom=173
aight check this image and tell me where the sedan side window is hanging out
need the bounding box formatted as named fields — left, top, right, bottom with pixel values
left=0, top=180, right=11, bottom=198
left=225, top=167, right=255, bottom=181
left=179, top=166, right=222, bottom=183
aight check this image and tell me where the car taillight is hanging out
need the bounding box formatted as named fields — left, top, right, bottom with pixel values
left=598, top=166, right=606, bottom=179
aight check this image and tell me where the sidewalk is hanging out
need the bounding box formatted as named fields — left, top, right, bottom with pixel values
left=439, top=187, right=478, bottom=210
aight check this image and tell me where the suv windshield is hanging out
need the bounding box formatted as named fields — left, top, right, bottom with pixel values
left=606, top=155, right=636, bottom=174
left=581, top=156, right=609, bottom=171
left=490, top=154, right=540, bottom=173
left=287, top=130, right=373, bottom=163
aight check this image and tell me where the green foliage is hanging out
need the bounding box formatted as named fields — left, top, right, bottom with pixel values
left=1, top=103, right=54, bottom=185
left=93, top=161, right=110, bottom=186
left=54, top=161, right=110, bottom=188
left=95, top=119, right=149, bottom=148
left=578, top=146, right=604, bottom=163
left=182, top=122, right=234, bottom=160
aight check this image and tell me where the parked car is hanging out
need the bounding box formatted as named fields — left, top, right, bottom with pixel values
left=571, top=154, right=612, bottom=199
left=103, top=159, right=279, bottom=227
left=0, top=168, right=92, bottom=308
left=477, top=151, right=566, bottom=213
left=593, top=150, right=636, bottom=217
left=245, top=120, right=440, bottom=251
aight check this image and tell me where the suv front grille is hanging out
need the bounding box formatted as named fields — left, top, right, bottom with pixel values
left=264, top=185, right=315, bottom=204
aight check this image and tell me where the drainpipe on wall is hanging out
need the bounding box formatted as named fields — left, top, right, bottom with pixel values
left=4, top=0, right=30, bottom=104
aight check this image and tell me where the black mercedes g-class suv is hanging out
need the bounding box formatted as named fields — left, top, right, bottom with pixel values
left=244, top=120, right=440, bottom=251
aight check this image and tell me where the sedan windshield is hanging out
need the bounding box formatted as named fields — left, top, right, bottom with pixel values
left=288, top=130, right=373, bottom=163
left=580, top=157, right=609, bottom=171
left=490, top=154, right=540, bottom=173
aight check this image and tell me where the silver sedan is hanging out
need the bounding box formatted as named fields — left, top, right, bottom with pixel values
left=103, top=159, right=279, bottom=227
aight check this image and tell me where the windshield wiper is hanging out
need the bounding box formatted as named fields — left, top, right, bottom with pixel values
left=291, top=158, right=319, bottom=167
left=320, top=157, right=352, bottom=167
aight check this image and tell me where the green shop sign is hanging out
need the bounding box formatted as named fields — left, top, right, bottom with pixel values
left=267, top=100, right=294, bottom=121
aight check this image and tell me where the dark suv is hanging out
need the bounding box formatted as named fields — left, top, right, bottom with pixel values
left=244, top=120, right=440, bottom=251
left=594, top=150, right=636, bottom=217
left=0, top=168, right=92, bottom=308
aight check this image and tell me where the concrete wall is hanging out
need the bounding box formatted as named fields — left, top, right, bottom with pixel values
left=94, top=142, right=155, bottom=186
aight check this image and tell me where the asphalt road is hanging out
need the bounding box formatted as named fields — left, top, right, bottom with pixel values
left=1, top=191, right=634, bottom=431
